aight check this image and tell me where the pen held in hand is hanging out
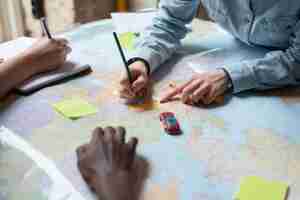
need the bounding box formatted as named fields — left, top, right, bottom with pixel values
left=40, top=17, right=52, bottom=39
left=113, top=32, right=133, bottom=84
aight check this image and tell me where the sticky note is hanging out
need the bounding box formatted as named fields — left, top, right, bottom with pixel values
left=53, top=98, right=97, bottom=119
left=235, top=176, right=288, bottom=200
left=119, top=32, right=137, bottom=51
left=128, top=99, right=160, bottom=112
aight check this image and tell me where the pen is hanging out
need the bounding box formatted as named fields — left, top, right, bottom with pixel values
left=40, top=17, right=52, bottom=39
left=113, top=32, right=133, bottom=84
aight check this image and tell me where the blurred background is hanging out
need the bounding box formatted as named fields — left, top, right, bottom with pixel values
left=0, top=0, right=208, bottom=42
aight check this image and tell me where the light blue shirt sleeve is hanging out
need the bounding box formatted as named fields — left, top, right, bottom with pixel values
left=224, top=21, right=300, bottom=93
left=132, top=0, right=300, bottom=94
left=133, top=0, right=201, bottom=73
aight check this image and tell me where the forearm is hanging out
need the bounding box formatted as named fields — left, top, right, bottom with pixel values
left=224, top=50, right=300, bottom=93
left=223, top=19, right=300, bottom=93
left=133, top=0, right=200, bottom=73
left=0, top=53, right=35, bottom=98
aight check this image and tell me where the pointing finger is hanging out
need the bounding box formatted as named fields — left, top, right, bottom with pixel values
left=160, top=79, right=193, bottom=103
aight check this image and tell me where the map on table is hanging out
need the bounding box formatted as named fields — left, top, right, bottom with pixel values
left=0, top=20, right=300, bottom=200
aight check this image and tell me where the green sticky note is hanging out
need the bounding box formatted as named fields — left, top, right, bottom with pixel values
left=235, top=176, right=288, bottom=200
left=53, top=98, right=97, bottom=119
left=119, top=32, right=138, bottom=51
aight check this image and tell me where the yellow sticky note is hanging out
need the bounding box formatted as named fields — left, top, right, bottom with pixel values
left=119, top=32, right=137, bottom=51
left=235, top=176, right=288, bottom=200
left=128, top=99, right=160, bottom=112
left=53, top=98, right=97, bottom=119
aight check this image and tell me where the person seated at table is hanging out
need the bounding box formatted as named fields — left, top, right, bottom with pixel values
left=0, top=38, right=71, bottom=98
left=77, top=126, right=139, bottom=200
left=119, top=0, right=300, bottom=105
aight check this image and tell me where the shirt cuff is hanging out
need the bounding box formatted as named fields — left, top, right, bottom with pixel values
left=130, top=47, right=161, bottom=73
left=223, top=61, right=258, bottom=94
left=127, top=57, right=151, bottom=76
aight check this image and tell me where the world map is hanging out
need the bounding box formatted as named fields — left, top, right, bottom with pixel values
left=0, top=19, right=300, bottom=200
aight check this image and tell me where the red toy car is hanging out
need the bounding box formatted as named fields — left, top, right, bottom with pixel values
left=159, top=112, right=181, bottom=135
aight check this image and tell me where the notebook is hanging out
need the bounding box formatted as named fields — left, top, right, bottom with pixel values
left=0, top=37, right=92, bottom=95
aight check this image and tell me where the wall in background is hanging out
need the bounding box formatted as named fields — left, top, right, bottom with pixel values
left=0, top=17, right=4, bottom=42
left=22, top=0, right=73, bottom=37
left=22, top=0, right=158, bottom=37
left=129, top=0, right=157, bottom=10
left=128, top=0, right=209, bottom=20
left=0, top=0, right=25, bottom=42
left=3, top=0, right=206, bottom=40
left=22, top=0, right=115, bottom=37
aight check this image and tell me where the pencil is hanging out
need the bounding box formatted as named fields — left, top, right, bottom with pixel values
left=113, top=32, right=133, bottom=84
left=40, top=17, right=52, bottom=39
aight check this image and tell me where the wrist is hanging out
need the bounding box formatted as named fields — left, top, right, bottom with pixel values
left=18, top=52, right=39, bottom=75
left=8, top=53, right=37, bottom=78
left=220, top=68, right=233, bottom=92
left=127, top=57, right=150, bottom=76
left=130, top=61, right=149, bottom=76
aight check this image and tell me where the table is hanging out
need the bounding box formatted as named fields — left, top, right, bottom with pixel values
left=0, top=19, right=300, bottom=200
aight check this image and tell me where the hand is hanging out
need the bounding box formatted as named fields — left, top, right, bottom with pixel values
left=160, top=70, right=229, bottom=105
left=77, top=127, right=138, bottom=200
left=22, top=38, right=72, bottom=74
left=119, top=61, right=150, bottom=100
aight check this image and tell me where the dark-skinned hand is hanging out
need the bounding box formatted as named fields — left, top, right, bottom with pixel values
left=77, top=127, right=138, bottom=200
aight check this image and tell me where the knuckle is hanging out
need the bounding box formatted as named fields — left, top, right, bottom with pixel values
left=94, top=126, right=103, bottom=133
left=57, top=38, right=68, bottom=44
left=52, top=40, right=61, bottom=46
left=192, top=74, right=199, bottom=80
left=205, top=81, right=212, bottom=87
left=195, top=78, right=203, bottom=84
left=192, top=90, right=200, bottom=97
left=202, top=82, right=209, bottom=89
left=182, top=88, right=189, bottom=95
left=105, top=127, right=115, bottom=135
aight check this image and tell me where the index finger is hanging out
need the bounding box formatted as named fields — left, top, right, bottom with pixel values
left=91, top=127, right=104, bottom=146
left=160, top=80, right=193, bottom=103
